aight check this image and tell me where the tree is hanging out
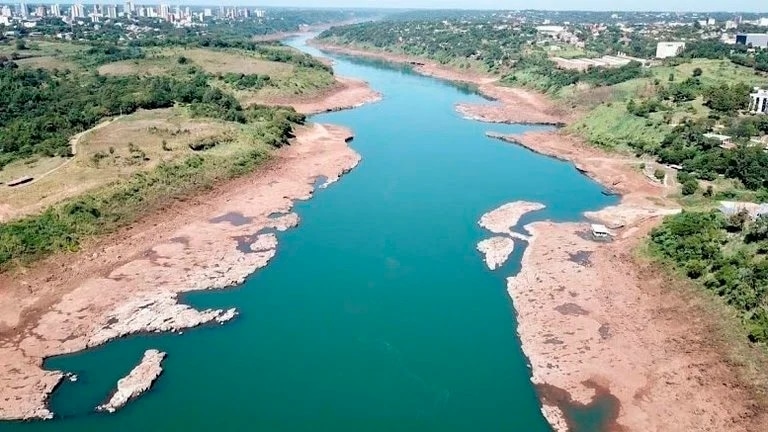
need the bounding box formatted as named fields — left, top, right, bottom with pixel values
left=703, top=82, right=751, bottom=113
left=681, top=178, right=698, bottom=195
left=746, top=215, right=768, bottom=243
left=692, top=67, right=703, bottom=77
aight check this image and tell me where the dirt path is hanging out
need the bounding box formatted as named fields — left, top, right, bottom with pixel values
left=13, top=117, right=122, bottom=191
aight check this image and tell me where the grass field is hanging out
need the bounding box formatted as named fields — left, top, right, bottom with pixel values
left=0, top=108, right=250, bottom=220
left=0, top=40, right=85, bottom=71
left=96, top=46, right=336, bottom=104
left=567, top=103, right=668, bottom=152
left=562, top=58, right=767, bottom=151
left=652, top=59, right=766, bottom=87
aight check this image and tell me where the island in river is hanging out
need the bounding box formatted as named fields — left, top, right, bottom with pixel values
left=314, top=39, right=768, bottom=431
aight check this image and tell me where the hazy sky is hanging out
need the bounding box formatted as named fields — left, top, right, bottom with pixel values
left=252, top=1, right=764, bottom=13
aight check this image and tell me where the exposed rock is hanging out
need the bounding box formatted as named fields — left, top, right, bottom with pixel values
left=87, top=294, right=238, bottom=348
left=97, top=350, right=166, bottom=413
left=478, top=201, right=545, bottom=237
left=477, top=237, right=515, bottom=270
left=0, top=123, right=361, bottom=420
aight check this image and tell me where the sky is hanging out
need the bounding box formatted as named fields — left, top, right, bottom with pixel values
left=250, top=1, right=765, bottom=13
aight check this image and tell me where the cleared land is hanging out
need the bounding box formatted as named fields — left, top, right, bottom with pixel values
left=98, top=48, right=294, bottom=77
left=97, top=47, right=336, bottom=104
left=0, top=40, right=84, bottom=71
left=0, top=108, right=242, bottom=221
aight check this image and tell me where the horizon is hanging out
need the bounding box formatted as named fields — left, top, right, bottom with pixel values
left=2, top=1, right=767, bottom=14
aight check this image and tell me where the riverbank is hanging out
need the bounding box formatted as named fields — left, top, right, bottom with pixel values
left=312, top=39, right=768, bottom=430
left=261, top=76, right=381, bottom=115
left=0, top=123, right=361, bottom=420
left=310, top=41, right=570, bottom=125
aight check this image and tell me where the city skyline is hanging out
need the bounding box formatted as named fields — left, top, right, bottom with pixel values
left=0, top=1, right=766, bottom=13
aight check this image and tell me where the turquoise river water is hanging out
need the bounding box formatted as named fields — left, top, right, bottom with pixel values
left=2, top=35, right=618, bottom=431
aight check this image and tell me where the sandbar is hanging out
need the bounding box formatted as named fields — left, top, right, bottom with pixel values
left=97, top=349, right=166, bottom=413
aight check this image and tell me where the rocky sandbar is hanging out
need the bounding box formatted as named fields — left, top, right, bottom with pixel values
left=476, top=237, right=515, bottom=270
left=97, top=349, right=166, bottom=413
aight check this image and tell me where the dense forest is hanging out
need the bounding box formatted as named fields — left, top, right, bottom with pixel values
left=319, top=21, right=536, bottom=72
left=651, top=211, right=768, bottom=342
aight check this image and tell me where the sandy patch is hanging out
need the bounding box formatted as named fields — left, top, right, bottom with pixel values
left=507, top=220, right=767, bottom=431
left=0, top=123, right=360, bottom=420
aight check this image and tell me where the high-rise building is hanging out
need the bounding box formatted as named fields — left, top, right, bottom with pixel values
left=70, top=3, right=85, bottom=18
left=50, top=3, right=60, bottom=17
left=124, top=0, right=134, bottom=15
left=203, top=8, right=212, bottom=17
left=255, top=9, right=266, bottom=18
left=106, top=5, right=117, bottom=19
left=19, top=2, right=29, bottom=19
left=35, top=5, right=45, bottom=16
left=159, top=4, right=170, bottom=20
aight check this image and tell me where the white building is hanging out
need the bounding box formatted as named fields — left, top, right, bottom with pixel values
left=50, top=3, right=60, bottom=16
left=159, top=4, right=170, bottom=20
left=750, top=88, right=768, bottom=114
left=70, top=3, right=84, bottom=19
left=655, top=41, right=686, bottom=59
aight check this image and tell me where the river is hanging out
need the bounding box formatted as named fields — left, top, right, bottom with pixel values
left=2, top=35, right=617, bottom=431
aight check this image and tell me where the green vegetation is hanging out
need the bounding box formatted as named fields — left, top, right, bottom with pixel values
left=502, top=53, right=647, bottom=93
left=651, top=211, right=768, bottom=343
left=220, top=72, right=272, bottom=90
left=0, top=105, right=305, bottom=268
left=0, top=65, right=246, bottom=168
left=0, top=15, right=340, bottom=268
left=319, top=20, right=535, bottom=72
left=319, top=17, right=768, bottom=348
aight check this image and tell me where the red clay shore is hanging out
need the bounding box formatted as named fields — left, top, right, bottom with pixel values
left=0, top=73, right=380, bottom=420
left=314, top=40, right=768, bottom=431
left=310, top=41, right=570, bottom=125
left=261, top=76, right=382, bottom=115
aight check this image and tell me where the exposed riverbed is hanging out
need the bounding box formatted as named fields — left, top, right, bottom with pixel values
left=3, top=35, right=618, bottom=431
